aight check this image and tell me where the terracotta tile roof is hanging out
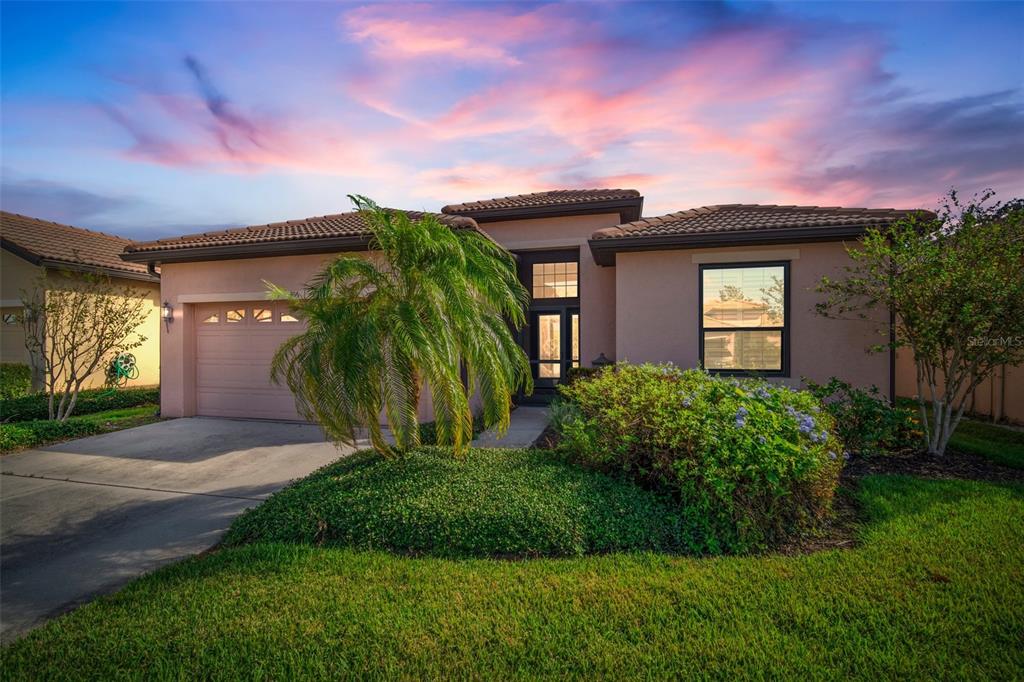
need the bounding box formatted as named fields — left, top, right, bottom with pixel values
left=591, top=204, right=927, bottom=240
left=123, top=210, right=480, bottom=256
left=442, top=189, right=642, bottom=217
left=0, top=211, right=156, bottom=279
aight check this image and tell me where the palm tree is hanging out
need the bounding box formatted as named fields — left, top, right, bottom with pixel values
left=267, top=195, right=532, bottom=456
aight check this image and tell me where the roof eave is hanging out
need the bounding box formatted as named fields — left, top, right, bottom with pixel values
left=446, top=197, right=644, bottom=225
left=588, top=224, right=873, bottom=266
left=121, top=234, right=374, bottom=265
left=3, top=239, right=158, bottom=282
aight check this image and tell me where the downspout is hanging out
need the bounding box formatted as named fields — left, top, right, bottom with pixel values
left=149, top=260, right=162, bottom=417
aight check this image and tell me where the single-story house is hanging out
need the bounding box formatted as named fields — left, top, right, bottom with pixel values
left=121, top=189, right=931, bottom=422
left=1, top=212, right=161, bottom=389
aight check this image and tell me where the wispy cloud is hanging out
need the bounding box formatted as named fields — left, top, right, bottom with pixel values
left=341, top=3, right=558, bottom=66
left=9, top=0, right=1018, bottom=232
left=1, top=174, right=137, bottom=224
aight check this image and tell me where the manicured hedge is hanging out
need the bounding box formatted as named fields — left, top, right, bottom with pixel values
left=0, top=386, right=159, bottom=422
left=224, top=447, right=687, bottom=558
left=0, top=405, right=160, bottom=454
left=555, top=363, right=843, bottom=554
left=0, top=363, right=32, bottom=400
left=0, top=419, right=105, bottom=452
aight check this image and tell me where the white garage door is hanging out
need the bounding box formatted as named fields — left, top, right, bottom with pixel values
left=194, top=301, right=306, bottom=421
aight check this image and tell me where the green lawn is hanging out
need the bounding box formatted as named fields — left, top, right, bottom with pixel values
left=0, top=405, right=160, bottom=454
left=947, top=418, right=1024, bottom=469
left=898, top=398, right=1024, bottom=469
left=4, top=474, right=1022, bottom=679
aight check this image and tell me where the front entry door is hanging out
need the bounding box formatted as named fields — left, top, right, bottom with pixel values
left=517, top=249, right=581, bottom=404
left=530, top=308, right=579, bottom=398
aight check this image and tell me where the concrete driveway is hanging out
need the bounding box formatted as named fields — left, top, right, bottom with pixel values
left=0, top=417, right=351, bottom=642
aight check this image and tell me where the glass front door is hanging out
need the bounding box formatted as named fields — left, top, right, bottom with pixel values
left=529, top=308, right=579, bottom=398
left=517, top=249, right=581, bottom=404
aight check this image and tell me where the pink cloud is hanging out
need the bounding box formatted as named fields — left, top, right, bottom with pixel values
left=341, top=3, right=556, bottom=66
left=76, top=4, right=1021, bottom=216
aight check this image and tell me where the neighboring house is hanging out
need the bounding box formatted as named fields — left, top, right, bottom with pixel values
left=0, top=212, right=161, bottom=389
left=121, top=190, right=924, bottom=421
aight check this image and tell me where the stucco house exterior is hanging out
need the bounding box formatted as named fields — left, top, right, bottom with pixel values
left=0, top=212, right=161, bottom=389
left=121, top=189, right=933, bottom=422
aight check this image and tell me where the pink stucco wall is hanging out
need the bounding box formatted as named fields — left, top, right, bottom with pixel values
left=614, top=242, right=892, bottom=394
left=479, top=213, right=621, bottom=366
left=159, top=253, right=337, bottom=418
left=159, top=213, right=623, bottom=421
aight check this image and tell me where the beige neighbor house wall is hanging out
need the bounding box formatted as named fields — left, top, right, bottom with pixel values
left=896, top=350, right=1024, bottom=425
left=614, top=242, right=891, bottom=394
left=0, top=249, right=160, bottom=388
left=479, top=213, right=621, bottom=366
left=1, top=249, right=37, bottom=364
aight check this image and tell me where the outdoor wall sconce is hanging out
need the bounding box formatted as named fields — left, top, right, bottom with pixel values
left=592, top=352, right=613, bottom=368
left=162, top=301, right=173, bottom=331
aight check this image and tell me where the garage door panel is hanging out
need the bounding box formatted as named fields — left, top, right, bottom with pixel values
left=194, top=302, right=306, bottom=421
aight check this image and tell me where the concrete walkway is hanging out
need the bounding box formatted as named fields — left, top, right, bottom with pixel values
left=472, top=406, right=550, bottom=448
left=1, top=418, right=350, bottom=642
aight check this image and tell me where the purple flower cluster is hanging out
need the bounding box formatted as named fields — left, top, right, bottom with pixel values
left=735, top=406, right=749, bottom=428
left=754, top=386, right=771, bottom=400
left=788, top=408, right=830, bottom=444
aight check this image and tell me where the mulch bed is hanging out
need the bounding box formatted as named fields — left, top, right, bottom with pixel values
left=843, top=449, right=1024, bottom=484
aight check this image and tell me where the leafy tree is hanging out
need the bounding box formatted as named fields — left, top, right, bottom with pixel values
left=21, top=271, right=150, bottom=421
left=816, top=190, right=1024, bottom=455
left=268, top=196, right=532, bottom=456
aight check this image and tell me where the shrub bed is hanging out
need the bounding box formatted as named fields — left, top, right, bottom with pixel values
left=0, top=419, right=104, bottom=452
left=804, top=377, right=919, bottom=456
left=0, top=405, right=160, bottom=453
left=555, top=364, right=843, bottom=554
left=224, top=447, right=686, bottom=558
left=0, top=386, right=159, bottom=422
left=0, top=363, right=32, bottom=400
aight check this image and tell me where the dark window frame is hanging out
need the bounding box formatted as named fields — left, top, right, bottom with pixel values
left=516, top=249, right=581, bottom=399
left=698, top=260, right=791, bottom=378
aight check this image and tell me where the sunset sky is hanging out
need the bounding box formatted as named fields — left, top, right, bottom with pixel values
left=2, top=1, right=1021, bottom=240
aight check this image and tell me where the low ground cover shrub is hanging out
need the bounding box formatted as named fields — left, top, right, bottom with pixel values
left=224, top=447, right=686, bottom=557
left=804, top=377, right=918, bottom=456
left=555, top=364, right=843, bottom=554
left=0, top=363, right=32, bottom=400
left=0, top=386, right=158, bottom=422
left=0, top=419, right=104, bottom=452
left=0, top=405, right=159, bottom=454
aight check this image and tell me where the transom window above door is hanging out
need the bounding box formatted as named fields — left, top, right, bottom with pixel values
left=532, top=262, right=578, bottom=299
left=199, top=302, right=301, bottom=326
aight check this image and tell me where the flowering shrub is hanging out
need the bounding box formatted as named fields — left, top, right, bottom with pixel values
left=554, top=363, right=843, bottom=554
left=803, top=377, right=919, bottom=456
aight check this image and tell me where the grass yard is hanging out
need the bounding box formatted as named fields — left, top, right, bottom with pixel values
left=898, top=397, right=1024, bottom=469
left=3, top=474, right=1022, bottom=679
left=946, top=418, right=1024, bottom=470
left=0, top=405, right=160, bottom=454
